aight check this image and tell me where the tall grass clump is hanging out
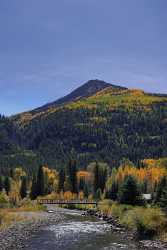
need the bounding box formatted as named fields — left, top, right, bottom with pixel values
left=121, top=207, right=167, bottom=239
left=98, top=200, right=133, bottom=219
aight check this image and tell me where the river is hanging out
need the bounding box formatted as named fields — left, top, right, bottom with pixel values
left=24, top=207, right=142, bottom=250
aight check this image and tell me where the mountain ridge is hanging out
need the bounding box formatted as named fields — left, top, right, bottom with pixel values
left=12, top=79, right=167, bottom=128
left=12, top=79, right=126, bottom=125
left=13, top=79, right=167, bottom=119
left=26, top=79, right=127, bottom=114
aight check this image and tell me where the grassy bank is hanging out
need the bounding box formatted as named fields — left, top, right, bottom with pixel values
left=98, top=200, right=167, bottom=241
left=0, top=210, right=25, bottom=229
left=0, top=199, right=46, bottom=230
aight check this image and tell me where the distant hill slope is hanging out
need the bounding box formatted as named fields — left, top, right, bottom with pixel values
left=11, top=80, right=167, bottom=169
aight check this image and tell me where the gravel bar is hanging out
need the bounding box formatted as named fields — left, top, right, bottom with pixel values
left=0, top=209, right=64, bottom=250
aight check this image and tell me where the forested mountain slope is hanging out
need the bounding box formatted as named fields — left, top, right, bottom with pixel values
left=12, top=80, right=167, bottom=169
left=0, top=115, right=21, bottom=154
left=0, top=115, right=40, bottom=174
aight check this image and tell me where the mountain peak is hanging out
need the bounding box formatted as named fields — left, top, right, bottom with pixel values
left=34, top=79, right=122, bottom=113
left=83, top=79, right=126, bottom=89
left=84, top=79, right=110, bottom=86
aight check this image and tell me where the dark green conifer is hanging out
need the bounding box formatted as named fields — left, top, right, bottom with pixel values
left=159, top=187, right=167, bottom=211
left=36, top=165, right=45, bottom=196
left=95, top=188, right=102, bottom=200
left=93, top=162, right=99, bottom=194
left=106, top=181, right=118, bottom=201
left=79, top=178, right=85, bottom=191
left=58, top=169, right=65, bottom=192
left=4, top=176, right=11, bottom=195
left=155, top=176, right=166, bottom=204
left=66, top=160, right=77, bottom=193
left=83, top=184, right=89, bottom=198
left=30, top=174, right=37, bottom=200
left=20, top=176, right=27, bottom=199
left=118, top=175, right=141, bottom=205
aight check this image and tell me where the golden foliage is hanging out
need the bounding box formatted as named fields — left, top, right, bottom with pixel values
left=43, top=166, right=59, bottom=191
left=114, top=164, right=167, bottom=192
left=63, top=191, right=77, bottom=200
left=77, top=171, right=90, bottom=180
left=13, top=168, right=26, bottom=181
left=78, top=191, right=84, bottom=200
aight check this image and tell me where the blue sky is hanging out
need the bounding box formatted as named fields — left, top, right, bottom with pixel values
left=0, top=0, right=167, bottom=115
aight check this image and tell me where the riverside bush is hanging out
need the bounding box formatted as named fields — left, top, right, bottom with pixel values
left=0, top=192, right=9, bottom=208
left=121, top=207, right=167, bottom=239
left=98, top=200, right=167, bottom=239
left=98, top=200, right=133, bottom=219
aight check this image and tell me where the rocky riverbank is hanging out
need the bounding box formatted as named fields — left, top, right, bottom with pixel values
left=83, top=209, right=167, bottom=250
left=0, top=207, right=167, bottom=250
left=0, top=209, right=64, bottom=250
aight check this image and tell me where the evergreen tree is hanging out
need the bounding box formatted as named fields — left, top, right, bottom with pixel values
left=9, top=168, right=14, bottom=179
left=0, top=176, right=3, bottom=192
left=93, top=162, right=108, bottom=194
left=30, top=174, right=37, bottom=200
left=118, top=175, right=141, bottom=205
left=83, top=183, right=89, bottom=198
left=20, top=176, right=27, bottom=199
left=106, top=181, right=118, bottom=201
left=93, top=162, right=99, bottom=194
left=79, top=178, right=85, bottom=191
left=155, top=176, right=166, bottom=204
left=44, top=173, right=50, bottom=195
left=58, top=169, right=65, bottom=192
left=159, top=186, right=167, bottom=211
left=66, top=160, right=77, bottom=193
left=36, top=165, right=45, bottom=196
left=94, top=188, right=102, bottom=200
left=99, top=165, right=108, bottom=192
left=4, top=176, right=11, bottom=195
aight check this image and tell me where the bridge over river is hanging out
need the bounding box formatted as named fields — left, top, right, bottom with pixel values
left=37, top=199, right=97, bottom=205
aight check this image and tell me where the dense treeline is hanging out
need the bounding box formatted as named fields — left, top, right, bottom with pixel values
left=0, top=159, right=167, bottom=211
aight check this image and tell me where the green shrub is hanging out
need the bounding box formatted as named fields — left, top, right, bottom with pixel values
left=98, top=200, right=132, bottom=219
left=121, top=207, right=167, bottom=239
left=111, top=203, right=133, bottom=220
left=0, top=192, right=9, bottom=208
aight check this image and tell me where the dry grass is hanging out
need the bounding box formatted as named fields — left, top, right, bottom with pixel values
left=0, top=200, right=46, bottom=230
left=0, top=210, right=25, bottom=229
left=98, top=200, right=167, bottom=240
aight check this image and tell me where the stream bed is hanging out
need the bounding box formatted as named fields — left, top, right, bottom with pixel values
left=24, top=207, right=142, bottom=250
